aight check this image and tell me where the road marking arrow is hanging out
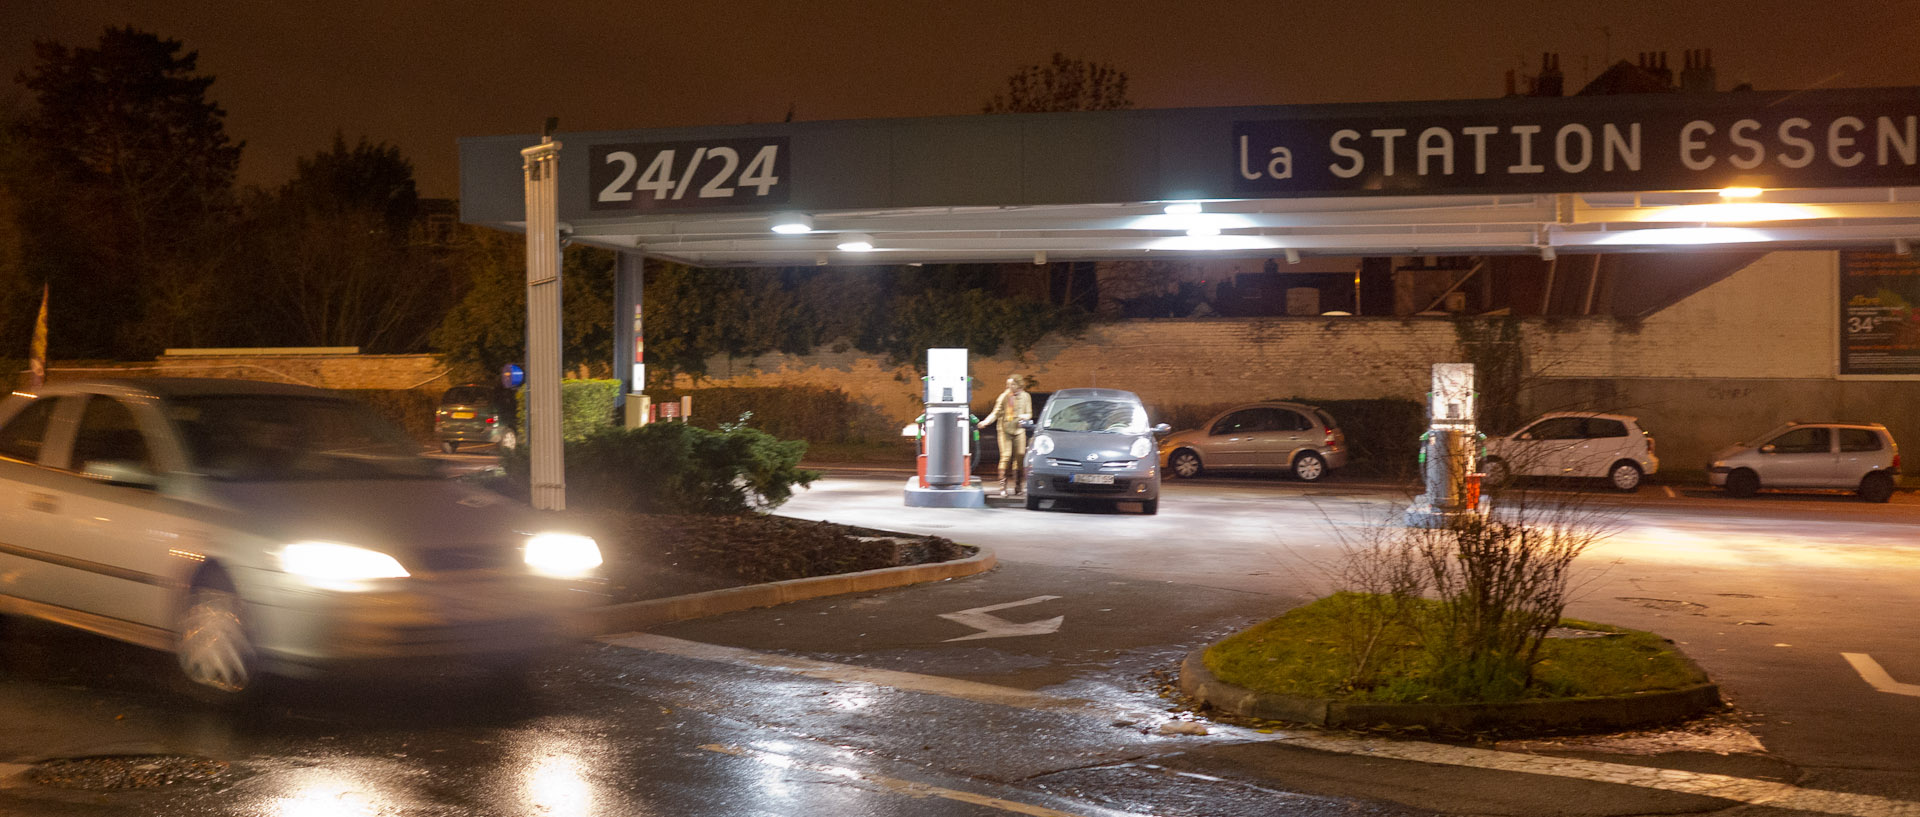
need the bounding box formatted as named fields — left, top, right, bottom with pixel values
left=939, top=595, right=1064, bottom=642
left=1842, top=653, right=1920, bottom=698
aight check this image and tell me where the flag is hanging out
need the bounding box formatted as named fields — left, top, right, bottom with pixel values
left=26, top=282, right=46, bottom=391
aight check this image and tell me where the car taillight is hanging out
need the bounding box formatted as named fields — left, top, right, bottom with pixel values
left=1894, top=452, right=1902, bottom=472
left=486, top=416, right=497, bottom=425
left=1325, top=428, right=1342, bottom=450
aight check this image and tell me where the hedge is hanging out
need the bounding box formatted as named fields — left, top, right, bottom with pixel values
left=644, top=385, right=895, bottom=444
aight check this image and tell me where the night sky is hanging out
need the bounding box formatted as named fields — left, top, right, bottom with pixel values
left=7, top=1, right=1919, bottom=199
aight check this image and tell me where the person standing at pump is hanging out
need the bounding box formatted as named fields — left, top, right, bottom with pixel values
left=978, top=374, right=1034, bottom=497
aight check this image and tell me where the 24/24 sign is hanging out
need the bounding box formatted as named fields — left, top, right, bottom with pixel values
left=588, top=137, right=789, bottom=211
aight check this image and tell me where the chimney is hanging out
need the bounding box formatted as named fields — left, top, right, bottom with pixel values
left=1680, top=48, right=1718, bottom=93
left=1650, top=51, right=1674, bottom=89
left=1533, top=52, right=1563, bottom=97
left=1505, top=68, right=1517, bottom=97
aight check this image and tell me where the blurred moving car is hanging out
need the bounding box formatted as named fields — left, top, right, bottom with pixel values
left=1158, top=401, right=1347, bottom=482
left=1482, top=412, right=1658, bottom=492
left=1707, top=421, right=1900, bottom=502
left=1023, top=388, right=1168, bottom=514
left=0, top=378, right=603, bottom=700
left=434, top=384, right=518, bottom=454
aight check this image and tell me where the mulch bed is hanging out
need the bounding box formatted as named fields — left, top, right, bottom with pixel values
left=588, top=513, right=967, bottom=604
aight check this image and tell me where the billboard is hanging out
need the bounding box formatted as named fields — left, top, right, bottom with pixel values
left=1839, top=251, right=1920, bottom=376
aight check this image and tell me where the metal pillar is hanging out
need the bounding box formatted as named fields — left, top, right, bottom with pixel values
left=615, top=251, right=649, bottom=427
left=522, top=131, right=565, bottom=510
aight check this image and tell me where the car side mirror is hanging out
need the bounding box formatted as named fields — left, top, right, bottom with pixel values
left=82, top=460, right=161, bottom=490
left=1760, top=444, right=1777, bottom=454
left=1152, top=423, right=1172, bottom=436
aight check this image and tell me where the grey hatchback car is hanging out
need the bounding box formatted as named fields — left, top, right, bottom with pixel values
left=1157, top=401, right=1348, bottom=482
left=0, top=378, right=603, bottom=700
left=1022, top=388, right=1168, bottom=514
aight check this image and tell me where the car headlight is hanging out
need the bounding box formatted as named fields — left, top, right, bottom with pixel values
left=1130, top=436, right=1154, bottom=459
left=1031, top=435, right=1054, bottom=456
left=278, top=542, right=410, bottom=585
left=526, top=532, right=603, bottom=578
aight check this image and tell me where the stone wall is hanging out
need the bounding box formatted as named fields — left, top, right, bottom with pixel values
left=46, top=352, right=451, bottom=392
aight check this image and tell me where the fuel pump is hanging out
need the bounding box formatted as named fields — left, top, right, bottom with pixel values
left=1405, top=363, right=1486, bottom=527
left=905, top=348, right=987, bottom=508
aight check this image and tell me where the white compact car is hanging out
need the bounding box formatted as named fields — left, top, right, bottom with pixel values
left=0, top=378, right=603, bottom=699
left=1707, top=421, right=1900, bottom=502
left=1481, top=412, right=1658, bottom=492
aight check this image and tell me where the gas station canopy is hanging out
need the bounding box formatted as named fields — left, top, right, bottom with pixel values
left=460, top=87, right=1920, bottom=266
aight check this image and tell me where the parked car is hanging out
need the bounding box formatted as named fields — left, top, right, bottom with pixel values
left=1482, top=412, right=1659, bottom=492
left=435, top=384, right=518, bottom=453
left=1707, top=421, right=1901, bottom=502
left=1157, top=401, right=1348, bottom=482
left=1023, top=388, right=1169, bottom=514
left=0, top=378, right=603, bottom=700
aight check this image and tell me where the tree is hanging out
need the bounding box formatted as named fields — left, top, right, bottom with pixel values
left=983, top=53, right=1134, bottom=114
left=235, top=135, right=447, bottom=352
left=430, top=232, right=615, bottom=381
left=12, top=26, right=243, bottom=357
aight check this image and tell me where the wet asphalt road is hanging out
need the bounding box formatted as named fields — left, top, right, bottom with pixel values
left=2, top=470, right=1919, bottom=815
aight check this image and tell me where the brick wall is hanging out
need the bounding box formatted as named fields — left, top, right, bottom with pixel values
left=677, top=251, right=1920, bottom=474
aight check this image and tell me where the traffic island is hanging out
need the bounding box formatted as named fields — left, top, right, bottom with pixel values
left=1176, top=596, right=1722, bottom=736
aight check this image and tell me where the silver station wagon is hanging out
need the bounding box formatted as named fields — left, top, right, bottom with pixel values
left=0, top=378, right=603, bottom=700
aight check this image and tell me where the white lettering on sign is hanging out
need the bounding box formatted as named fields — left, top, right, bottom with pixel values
left=590, top=138, right=788, bottom=210
left=1237, top=135, right=1293, bottom=180
left=939, top=595, right=1065, bottom=642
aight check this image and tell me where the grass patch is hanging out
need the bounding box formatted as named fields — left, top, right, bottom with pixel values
left=1205, top=595, right=1706, bottom=705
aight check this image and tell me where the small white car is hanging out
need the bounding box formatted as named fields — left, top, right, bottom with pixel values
left=1707, top=422, right=1900, bottom=502
left=1481, top=412, right=1658, bottom=492
left=0, top=378, right=603, bottom=700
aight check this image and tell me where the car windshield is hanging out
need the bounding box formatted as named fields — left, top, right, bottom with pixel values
left=169, top=395, right=436, bottom=481
left=1040, top=396, right=1150, bottom=433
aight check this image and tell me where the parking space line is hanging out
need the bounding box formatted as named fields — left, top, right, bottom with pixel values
left=702, top=744, right=1147, bottom=817
left=611, top=633, right=1920, bottom=817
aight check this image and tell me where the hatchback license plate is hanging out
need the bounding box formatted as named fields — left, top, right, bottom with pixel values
left=451, top=411, right=475, bottom=419
left=1071, top=473, right=1115, bottom=485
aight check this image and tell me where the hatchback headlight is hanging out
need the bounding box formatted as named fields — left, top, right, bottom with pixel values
left=526, top=532, right=603, bottom=578
left=1031, top=435, right=1055, bottom=456
left=279, top=542, right=410, bottom=584
left=1129, top=437, right=1154, bottom=459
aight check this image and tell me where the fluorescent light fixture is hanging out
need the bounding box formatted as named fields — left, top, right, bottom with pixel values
left=836, top=233, right=874, bottom=252
left=1284, top=248, right=1301, bottom=264
left=1718, top=187, right=1764, bottom=199
left=1590, top=227, right=1770, bottom=246
left=1033, top=251, right=1047, bottom=265
left=1149, top=234, right=1279, bottom=252
left=1126, top=213, right=1255, bottom=232
left=1186, top=224, right=1221, bottom=237
left=769, top=213, right=814, bottom=234
left=1539, top=245, right=1556, bottom=261
left=1163, top=202, right=1203, bottom=215
left=1656, top=202, right=1820, bottom=223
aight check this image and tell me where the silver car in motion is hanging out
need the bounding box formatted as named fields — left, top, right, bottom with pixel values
left=1022, top=388, right=1168, bottom=514
left=0, top=378, right=603, bottom=700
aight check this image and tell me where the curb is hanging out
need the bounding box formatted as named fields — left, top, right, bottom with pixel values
left=584, top=547, right=998, bottom=634
left=1179, top=648, right=1722, bottom=735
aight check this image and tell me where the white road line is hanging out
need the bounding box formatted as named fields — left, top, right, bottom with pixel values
left=609, top=634, right=1920, bottom=817
left=1843, top=652, right=1920, bottom=697
left=702, top=744, right=1148, bottom=817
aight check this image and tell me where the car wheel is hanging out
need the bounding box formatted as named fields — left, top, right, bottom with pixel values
left=497, top=428, right=518, bottom=450
left=1168, top=450, right=1203, bottom=479
left=1293, top=452, right=1328, bottom=482
left=1024, top=494, right=1041, bottom=511
left=1482, top=458, right=1512, bottom=489
left=1858, top=472, right=1895, bottom=503
left=1724, top=469, right=1760, bottom=498
left=1608, top=461, right=1644, bottom=492
left=175, top=575, right=261, bottom=701
left=441, top=441, right=459, bottom=454
left=1141, top=499, right=1158, bottom=515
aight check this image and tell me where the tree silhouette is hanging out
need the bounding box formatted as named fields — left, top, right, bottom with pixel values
left=983, top=53, right=1134, bottom=114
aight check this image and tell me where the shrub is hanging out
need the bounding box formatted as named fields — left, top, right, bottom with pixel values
left=645, top=385, right=895, bottom=443
left=516, top=378, right=622, bottom=442
left=335, top=388, right=439, bottom=443
left=495, top=421, right=819, bottom=515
